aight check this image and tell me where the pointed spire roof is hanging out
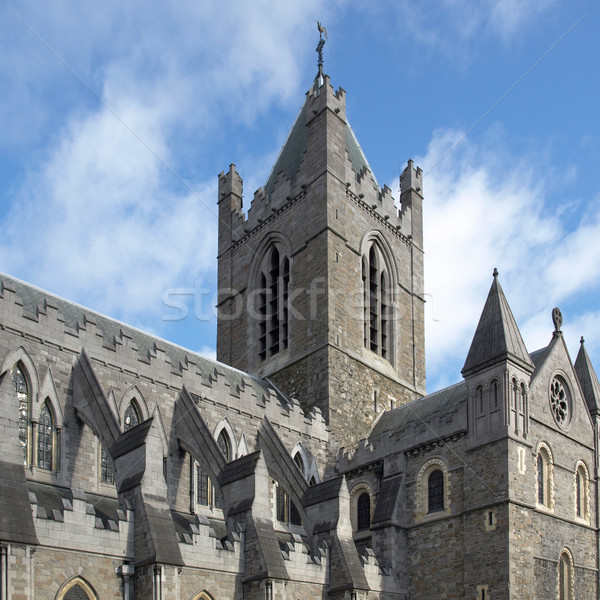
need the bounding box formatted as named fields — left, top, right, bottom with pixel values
left=575, top=337, right=600, bottom=415
left=263, top=75, right=378, bottom=199
left=462, top=269, right=533, bottom=377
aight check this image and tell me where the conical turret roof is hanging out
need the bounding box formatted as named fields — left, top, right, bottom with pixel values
left=462, top=269, right=533, bottom=377
left=575, top=337, right=600, bottom=415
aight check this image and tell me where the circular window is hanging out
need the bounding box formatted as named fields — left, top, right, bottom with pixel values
left=550, top=376, right=572, bottom=428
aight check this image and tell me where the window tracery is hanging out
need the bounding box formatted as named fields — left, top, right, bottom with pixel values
left=37, top=401, right=54, bottom=471
left=217, top=429, right=231, bottom=462
left=123, top=401, right=141, bottom=431
left=11, top=365, right=29, bottom=465
left=275, top=483, right=301, bottom=526
left=362, top=240, right=393, bottom=361
left=550, top=375, right=572, bottom=428
left=257, top=244, right=290, bottom=361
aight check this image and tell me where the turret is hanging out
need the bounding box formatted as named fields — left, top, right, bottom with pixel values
left=462, top=269, right=534, bottom=446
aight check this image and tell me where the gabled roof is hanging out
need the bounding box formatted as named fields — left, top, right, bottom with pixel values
left=575, top=337, right=600, bottom=415
left=462, top=271, right=533, bottom=377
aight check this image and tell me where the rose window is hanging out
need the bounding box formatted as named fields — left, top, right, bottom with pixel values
left=550, top=376, right=571, bottom=427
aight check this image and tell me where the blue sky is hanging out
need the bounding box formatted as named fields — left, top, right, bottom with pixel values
left=1, top=1, right=598, bottom=393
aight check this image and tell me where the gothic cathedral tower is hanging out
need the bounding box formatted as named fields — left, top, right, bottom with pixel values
left=217, top=70, right=425, bottom=448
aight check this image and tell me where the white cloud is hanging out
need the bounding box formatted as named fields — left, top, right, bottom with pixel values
left=386, top=0, right=556, bottom=55
left=422, top=129, right=600, bottom=391
left=0, top=0, right=331, bottom=334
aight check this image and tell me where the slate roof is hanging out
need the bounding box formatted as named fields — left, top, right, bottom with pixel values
left=462, top=272, right=533, bottom=376
left=369, top=381, right=468, bottom=441
left=263, top=87, right=378, bottom=199
left=575, top=339, right=600, bottom=415
left=0, top=462, right=38, bottom=544
left=264, top=100, right=308, bottom=198
left=0, top=272, right=287, bottom=407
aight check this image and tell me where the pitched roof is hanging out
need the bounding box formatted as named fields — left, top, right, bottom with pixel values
left=368, top=380, right=467, bottom=441
left=462, top=271, right=533, bottom=377
left=575, top=338, right=600, bottom=415
left=0, top=272, right=286, bottom=407
left=263, top=80, right=378, bottom=199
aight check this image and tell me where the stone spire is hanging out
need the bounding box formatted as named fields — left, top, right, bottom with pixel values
left=462, top=269, right=533, bottom=377
left=574, top=337, right=600, bottom=415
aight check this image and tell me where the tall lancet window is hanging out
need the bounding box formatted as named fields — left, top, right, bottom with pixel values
left=12, top=366, right=29, bottom=465
left=363, top=241, right=392, bottom=360
left=257, top=244, right=290, bottom=362
left=37, top=401, right=54, bottom=471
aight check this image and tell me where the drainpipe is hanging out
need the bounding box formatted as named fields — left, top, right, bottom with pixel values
left=0, top=544, right=7, bottom=600
left=116, top=562, right=134, bottom=600
left=153, top=565, right=162, bottom=600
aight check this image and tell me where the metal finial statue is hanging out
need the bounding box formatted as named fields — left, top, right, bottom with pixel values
left=316, top=21, right=327, bottom=75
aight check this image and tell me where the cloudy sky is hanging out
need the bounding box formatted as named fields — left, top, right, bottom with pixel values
left=1, top=0, right=598, bottom=393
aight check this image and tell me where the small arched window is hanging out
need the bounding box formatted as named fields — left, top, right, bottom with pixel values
left=428, top=469, right=444, bottom=513
left=477, top=385, right=484, bottom=413
left=491, top=380, right=498, bottom=409
left=558, top=550, right=574, bottom=600
left=357, top=492, right=371, bottom=531
left=537, top=444, right=553, bottom=509
left=11, top=365, right=29, bottom=465
left=99, top=444, right=114, bottom=484
left=37, top=401, right=54, bottom=471
left=217, top=429, right=231, bottom=462
left=575, top=462, right=589, bottom=521
left=123, top=401, right=141, bottom=431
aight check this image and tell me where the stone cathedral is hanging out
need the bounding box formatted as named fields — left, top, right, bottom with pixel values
left=0, top=63, right=599, bottom=600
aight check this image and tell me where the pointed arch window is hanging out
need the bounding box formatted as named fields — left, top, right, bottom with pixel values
left=293, top=452, right=305, bottom=476
left=100, top=444, right=114, bottom=484
left=217, top=429, right=231, bottom=462
left=11, top=365, right=29, bottom=465
left=37, top=401, right=54, bottom=471
left=363, top=241, right=392, bottom=360
left=56, top=577, right=97, bottom=600
left=257, top=244, right=290, bottom=361
left=123, top=401, right=141, bottom=431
